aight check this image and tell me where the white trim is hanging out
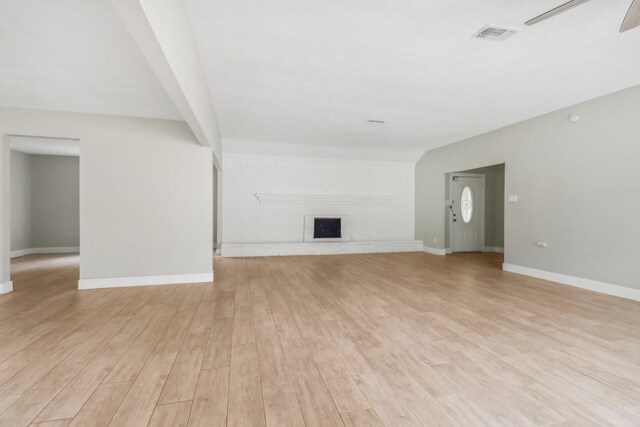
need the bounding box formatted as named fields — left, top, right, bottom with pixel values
left=254, top=193, right=391, bottom=205
left=0, top=281, right=13, bottom=294
left=445, top=247, right=453, bottom=254
left=221, top=240, right=423, bottom=257
left=423, top=246, right=447, bottom=256
left=10, top=247, right=80, bottom=258
left=78, top=272, right=213, bottom=290
left=502, top=263, right=640, bottom=302
left=10, top=248, right=32, bottom=258
left=482, top=246, right=504, bottom=253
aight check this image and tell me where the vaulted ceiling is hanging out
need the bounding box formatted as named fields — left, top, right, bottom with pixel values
left=2, top=0, right=640, bottom=152
left=184, top=0, right=640, bottom=150
left=0, top=0, right=180, bottom=120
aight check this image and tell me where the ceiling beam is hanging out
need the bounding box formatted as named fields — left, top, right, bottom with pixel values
left=110, top=0, right=222, bottom=169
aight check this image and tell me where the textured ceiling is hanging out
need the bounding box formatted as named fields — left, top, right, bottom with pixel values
left=185, top=0, right=640, bottom=151
left=3, top=0, right=639, bottom=153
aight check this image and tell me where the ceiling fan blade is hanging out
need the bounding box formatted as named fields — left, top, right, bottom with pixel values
left=620, top=0, right=640, bottom=32
left=525, top=0, right=591, bottom=26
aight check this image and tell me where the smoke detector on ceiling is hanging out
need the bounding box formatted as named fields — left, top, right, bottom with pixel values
left=473, top=25, right=519, bottom=41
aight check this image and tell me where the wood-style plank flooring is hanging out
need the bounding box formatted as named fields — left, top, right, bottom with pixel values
left=1, top=252, right=639, bottom=426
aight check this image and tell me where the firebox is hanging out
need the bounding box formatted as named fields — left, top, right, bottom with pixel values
left=313, top=218, right=342, bottom=239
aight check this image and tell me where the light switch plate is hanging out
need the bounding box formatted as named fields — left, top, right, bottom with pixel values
left=508, top=195, right=518, bottom=202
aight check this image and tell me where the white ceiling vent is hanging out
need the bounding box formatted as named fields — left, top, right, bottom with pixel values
left=473, top=25, right=518, bottom=41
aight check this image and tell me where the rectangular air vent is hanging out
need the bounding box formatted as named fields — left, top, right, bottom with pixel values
left=473, top=25, right=518, bottom=41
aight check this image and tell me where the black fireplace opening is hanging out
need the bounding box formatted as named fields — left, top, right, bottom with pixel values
left=313, top=217, right=341, bottom=239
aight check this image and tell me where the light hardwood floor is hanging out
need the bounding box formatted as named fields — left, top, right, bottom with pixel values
left=0, top=252, right=639, bottom=426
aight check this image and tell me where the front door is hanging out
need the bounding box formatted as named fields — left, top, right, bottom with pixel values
left=451, top=174, right=483, bottom=252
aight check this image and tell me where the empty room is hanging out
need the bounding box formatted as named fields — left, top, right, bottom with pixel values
left=0, top=0, right=639, bottom=426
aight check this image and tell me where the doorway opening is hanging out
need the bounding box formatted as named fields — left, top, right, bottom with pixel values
left=445, top=163, right=505, bottom=258
left=8, top=135, right=80, bottom=293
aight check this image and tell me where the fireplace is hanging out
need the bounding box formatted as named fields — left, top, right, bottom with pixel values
left=304, top=215, right=350, bottom=242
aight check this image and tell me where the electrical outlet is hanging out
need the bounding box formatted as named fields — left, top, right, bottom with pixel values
left=508, top=195, right=518, bottom=202
left=535, top=241, right=547, bottom=248
left=433, top=237, right=437, bottom=244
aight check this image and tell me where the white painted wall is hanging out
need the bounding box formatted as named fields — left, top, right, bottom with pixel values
left=10, top=152, right=80, bottom=253
left=212, top=164, right=217, bottom=247
left=10, top=150, right=31, bottom=252
left=31, top=155, right=80, bottom=249
left=1, top=139, right=10, bottom=287
left=416, top=85, right=640, bottom=291
left=0, top=107, right=213, bottom=286
left=216, top=168, right=223, bottom=249
left=222, top=140, right=418, bottom=247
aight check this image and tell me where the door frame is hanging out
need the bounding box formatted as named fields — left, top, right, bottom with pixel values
left=448, top=172, right=485, bottom=253
left=1, top=134, right=81, bottom=294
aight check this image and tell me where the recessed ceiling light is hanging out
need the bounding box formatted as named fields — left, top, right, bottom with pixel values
left=367, top=119, right=385, bottom=124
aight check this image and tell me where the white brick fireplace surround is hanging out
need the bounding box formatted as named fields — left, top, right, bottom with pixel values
left=220, top=143, right=423, bottom=257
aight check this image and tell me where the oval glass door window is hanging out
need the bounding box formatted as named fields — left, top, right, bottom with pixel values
left=461, top=186, right=473, bottom=223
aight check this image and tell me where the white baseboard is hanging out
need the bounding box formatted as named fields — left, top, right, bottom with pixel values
left=0, top=281, right=13, bottom=294
left=11, top=247, right=80, bottom=258
left=482, top=246, right=504, bottom=253
left=221, top=240, right=423, bottom=257
left=502, top=263, right=640, bottom=302
left=443, top=247, right=503, bottom=254
left=10, top=249, right=32, bottom=258
left=423, top=246, right=447, bottom=256
left=78, top=272, right=213, bottom=290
